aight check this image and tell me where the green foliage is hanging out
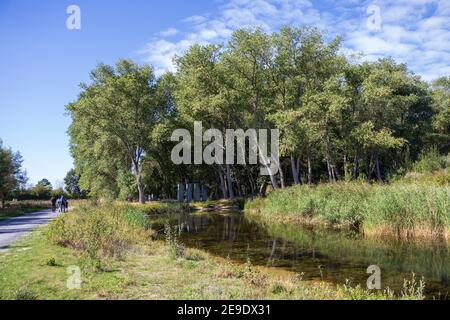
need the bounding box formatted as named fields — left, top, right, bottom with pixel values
left=246, top=180, right=450, bottom=239
left=30, top=183, right=52, bottom=199
left=0, top=140, right=27, bottom=207
left=66, top=60, right=171, bottom=203
left=64, top=169, right=86, bottom=198
left=412, top=147, right=448, bottom=173
left=14, top=285, right=37, bottom=300
left=45, top=257, right=57, bottom=267
left=164, top=223, right=186, bottom=259
left=431, top=77, right=450, bottom=154
left=122, top=206, right=150, bottom=229
left=46, top=203, right=153, bottom=261
left=364, top=184, right=450, bottom=238
left=63, top=26, right=449, bottom=200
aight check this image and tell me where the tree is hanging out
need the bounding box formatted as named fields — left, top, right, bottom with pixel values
left=270, top=27, right=345, bottom=184
left=222, top=28, right=280, bottom=191
left=64, top=169, right=86, bottom=198
left=37, top=178, right=52, bottom=189
left=32, top=179, right=53, bottom=199
left=431, top=77, right=450, bottom=153
left=67, top=60, right=167, bottom=203
left=0, top=140, right=27, bottom=208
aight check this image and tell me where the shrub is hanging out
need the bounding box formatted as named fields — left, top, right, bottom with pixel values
left=47, top=203, right=152, bottom=261
left=14, top=285, right=37, bottom=300
left=412, top=147, right=447, bottom=174
left=164, top=223, right=185, bottom=259
left=46, top=257, right=57, bottom=267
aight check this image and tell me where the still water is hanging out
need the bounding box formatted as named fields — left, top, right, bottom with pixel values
left=150, top=211, right=450, bottom=299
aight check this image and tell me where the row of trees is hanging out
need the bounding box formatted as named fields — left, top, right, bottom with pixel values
left=67, top=26, right=450, bottom=203
left=12, top=174, right=86, bottom=200
left=0, top=140, right=26, bottom=208
left=0, top=140, right=86, bottom=204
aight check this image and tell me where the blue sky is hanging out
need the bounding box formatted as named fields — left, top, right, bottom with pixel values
left=0, top=0, right=449, bottom=187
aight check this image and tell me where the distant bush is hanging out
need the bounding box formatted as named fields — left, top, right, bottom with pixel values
left=412, top=147, right=448, bottom=174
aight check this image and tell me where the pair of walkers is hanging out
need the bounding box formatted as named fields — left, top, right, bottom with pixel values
left=50, top=195, right=68, bottom=213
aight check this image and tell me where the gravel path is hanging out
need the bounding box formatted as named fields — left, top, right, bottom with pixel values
left=0, top=209, right=60, bottom=252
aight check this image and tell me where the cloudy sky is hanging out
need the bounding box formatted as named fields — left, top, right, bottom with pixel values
left=0, top=0, right=448, bottom=186
left=139, top=0, right=450, bottom=81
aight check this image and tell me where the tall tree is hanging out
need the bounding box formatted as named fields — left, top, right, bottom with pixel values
left=67, top=60, right=165, bottom=203
left=64, top=169, right=85, bottom=198
left=0, top=140, right=27, bottom=208
left=431, top=76, right=450, bottom=154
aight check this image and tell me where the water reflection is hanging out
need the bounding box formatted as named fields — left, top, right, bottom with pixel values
left=150, top=212, right=450, bottom=299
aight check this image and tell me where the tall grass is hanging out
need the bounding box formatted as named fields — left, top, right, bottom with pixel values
left=246, top=182, right=450, bottom=241
left=0, top=200, right=50, bottom=220
left=46, top=203, right=153, bottom=261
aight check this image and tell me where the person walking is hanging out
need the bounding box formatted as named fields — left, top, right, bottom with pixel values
left=59, top=195, right=68, bottom=213
left=50, top=196, right=57, bottom=212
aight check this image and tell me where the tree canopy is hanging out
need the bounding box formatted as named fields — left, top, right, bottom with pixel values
left=66, top=26, right=450, bottom=201
left=0, top=139, right=27, bottom=207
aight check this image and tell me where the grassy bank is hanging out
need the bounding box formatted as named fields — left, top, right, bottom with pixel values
left=0, top=200, right=50, bottom=221
left=246, top=180, right=450, bottom=241
left=0, top=202, right=424, bottom=300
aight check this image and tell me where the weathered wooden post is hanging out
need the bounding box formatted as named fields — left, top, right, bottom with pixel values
left=177, top=183, right=185, bottom=202
left=201, top=185, right=208, bottom=202
left=193, top=183, right=201, bottom=202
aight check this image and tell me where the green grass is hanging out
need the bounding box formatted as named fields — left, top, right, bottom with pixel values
left=0, top=227, right=424, bottom=300
left=246, top=181, right=450, bottom=241
left=0, top=202, right=425, bottom=300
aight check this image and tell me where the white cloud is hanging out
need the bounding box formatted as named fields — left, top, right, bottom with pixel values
left=137, top=0, right=450, bottom=81
left=157, top=28, right=179, bottom=37
left=183, top=15, right=209, bottom=24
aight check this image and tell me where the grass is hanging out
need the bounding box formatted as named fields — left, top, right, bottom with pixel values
left=0, top=202, right=425, bottom=300
left=245, top=181, right=450, bottom=241
left=0, top=200, right=50, bottom=221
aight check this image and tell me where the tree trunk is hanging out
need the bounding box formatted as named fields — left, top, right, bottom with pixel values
left=375, top=154, right=383, bottom=184
left=326, top=138, right=340, bottom=182
left=236, top=179, right=243, bottom=198
left=325, top=135, right=333, bottom=182
left=137, top=174, right=145, bottom=204
left=291, top=155, right=300, bottom=185
left=352, top=148, right=360, bottom=180
left=259, top=179, right=268, bottom=197
left=366, top=155, right=373, bottom=181
left=219, top=174, right=227, bottom=199
left=225, top=165, right=235, bottom=199
left=133, top=162, right=145, bottom=204
left=307, top=155, right=313, bottom=185
left=279, top=164, right=286, bottom=189
left=248, top=170, right=256, bottom=196
left=297, top=157, right=302, bottom=184
left=326, top=156, right=333, bottom=183
left=0, top=193, right=4, bottom=209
